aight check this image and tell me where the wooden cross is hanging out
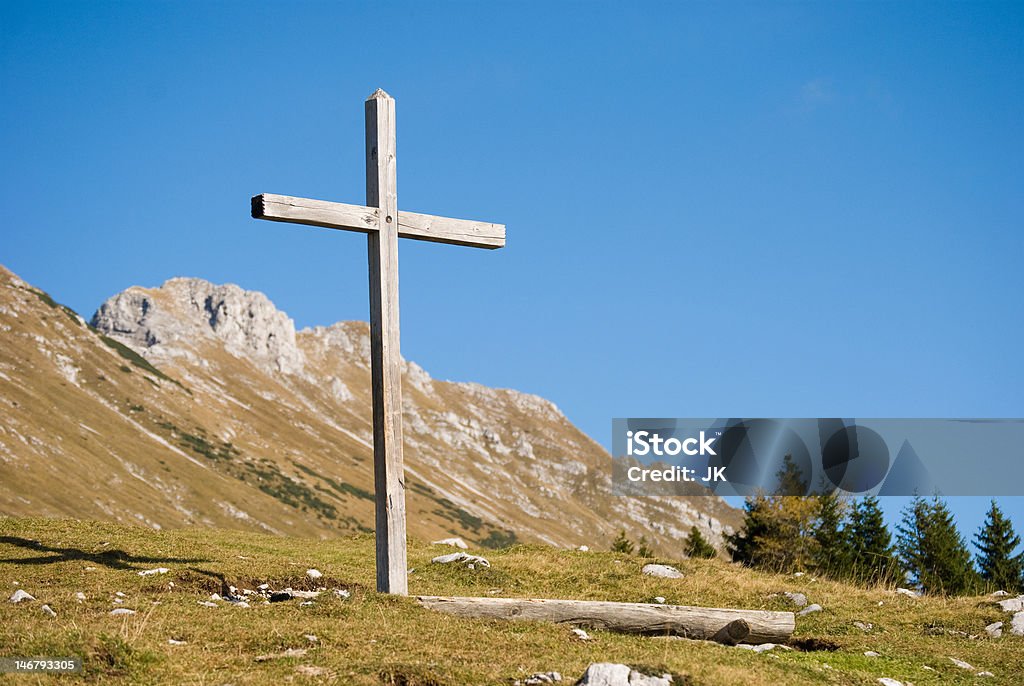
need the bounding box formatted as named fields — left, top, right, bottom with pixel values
left=250, top=89, right=505, bottom=594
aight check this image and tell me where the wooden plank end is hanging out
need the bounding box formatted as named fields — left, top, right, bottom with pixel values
left=251, top=194, right=266, bottom=220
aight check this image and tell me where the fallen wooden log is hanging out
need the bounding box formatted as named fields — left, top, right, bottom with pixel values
left=416, top=596, right=794, bottom=645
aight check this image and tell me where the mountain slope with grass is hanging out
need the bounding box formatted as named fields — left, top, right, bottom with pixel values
left=1, top=518, right=1019, bottom=685
left=0, top=264, right=738, bottom=554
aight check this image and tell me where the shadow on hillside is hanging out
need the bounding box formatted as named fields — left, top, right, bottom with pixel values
left=0, top=536, right=208, bottom=570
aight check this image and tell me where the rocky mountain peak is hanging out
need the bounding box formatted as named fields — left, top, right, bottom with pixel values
left=91, top=277, right=304, bottom=374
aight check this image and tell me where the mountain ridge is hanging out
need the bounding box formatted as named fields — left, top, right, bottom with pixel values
left=0, top=264, right=739, bottom=552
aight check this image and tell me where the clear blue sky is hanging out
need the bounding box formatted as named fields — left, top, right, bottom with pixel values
left=2, top=2, right=1022, bottom=548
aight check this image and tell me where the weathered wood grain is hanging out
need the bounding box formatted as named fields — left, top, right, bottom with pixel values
left=416, top=596, right=795, bottom=645
left=252, top=193, right=505, bottom=249
left=366, top=89, right=408, bottom=596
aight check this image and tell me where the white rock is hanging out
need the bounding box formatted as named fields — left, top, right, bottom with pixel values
left=432, top=552, right=490, bottom=568
left=896, top=588, right=921, bottom=599
left=793, top=572, right=805, bottom=577
left=257, top=583, right=270, bottom=590
left=304, top=634, right=318, bottom=643
left=196, top=601, right=218, bottom=608
left=641, top=564, right=682, bottom=579
left=168, top=638, right=187, bottom=645
left=515, top=671, right=562, bottom=685
left=432, top=537, right=469, bottom=550
left=1010, top=611, right=1024, bottom=636
left=138, top=567, right=170, bottom=576
left=990, top=590, right=1009, bottom=597
left=984, top=621, right=1003, bottom=638
left=115, top=592, right=126, bottom=598
left=300, top=600, right=314, bottom=607
left=995, top=595, right=1024, bottom=612
left=653, top=597, right=666, bottom=604
left=977, top=672, right=995, bottom=678
left=853, top=621, right=873, bottom=632
left=782, top=592, right=807, bottom=607
left=113, top=598, right=123, bottom=604
left=576, top=663, right=672, bottom=686
left=234, top=601, right=250, bottom=608
left=75, top=592, right=86, bottom=602
left=949, top=657, right=974, bottom=670
left=109, top=608, right=136, bottom=615
left=578, top=545, right=590, bottom=552
left=288, top=590, right=320, bottom=599
left=306, top=569, right=323, bottom=580
left=922, top=665, right=936, bottom=671
left=9, top=589, right=35, bottom=603
left=572, top=628, right=591, bottom=641
left=333, top=589, right=351, bottom=599
left=877, top=679, right=905, bottom=686
left=797, top=604, right=822, bottom=616
left=41, top=604, right=57, bottom=618
left=209, top=593, right=221, bottom=601
left=864, top=651, right=880, bottom=657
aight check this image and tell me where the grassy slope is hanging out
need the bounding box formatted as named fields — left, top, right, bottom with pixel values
left=0, top=519, right=1017, bottom=685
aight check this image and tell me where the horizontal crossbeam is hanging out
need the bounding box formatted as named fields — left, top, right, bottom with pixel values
left=252, top=193, right=505, bottom=249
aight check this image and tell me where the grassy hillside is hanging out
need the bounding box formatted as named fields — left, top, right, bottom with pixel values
left=0, top=519, right=1018, bottom=685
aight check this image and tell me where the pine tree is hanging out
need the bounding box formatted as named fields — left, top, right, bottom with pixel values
left=727, top=456, right=818, bottom=572
left=974, top=500, right=1024, bottom=593
left=897, top=496, right=980, bottom=595
left=636, top=536, right=655, bottom=558
left=846, top=496, right=896, bottom=583
left=812, top=490, right=849, bottom=578
left=684, top=526, right=718, bottom=559
left=611, top=530, right=634, bottom=555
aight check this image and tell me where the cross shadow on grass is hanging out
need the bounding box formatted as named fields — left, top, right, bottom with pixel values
left=0, top=536, right=209, bottom=570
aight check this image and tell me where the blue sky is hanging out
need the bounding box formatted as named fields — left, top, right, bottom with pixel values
left=2, top=1, right=1022, bottom=547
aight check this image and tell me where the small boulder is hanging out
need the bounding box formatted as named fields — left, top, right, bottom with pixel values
left=995, top=595, right=1024, bottom=613
left=797, top=604, right=822, bottom=616
left=137, top=567, right=170, bottom=576
left=853, top=621, right=873, bottom=632
left=578, top=545, right=590, bottom=552
left=895, top=588, right=920, bottom=599
left=306, top=568, right=323, bottom=580
left=984, top=621, right=1003, bottom=638
left=432, top=537, right=469, bottom=549
left=41, top=604, right=57, bottom=618
left=977, top=671, right=995, bottom=678
left=75, top=592, right=86, bottom=602
left=515, top=672, right=562, bottom=685
left=990, top=590, right=1009, bottom=597
left=9, top=589, right=34, bottom=603
left=432, top=552, right=490, bottom=568
left=109, top=608, right=136, bottom=615
left=576, top=663, right=672, bottom=686
left=877, top=680, right=905, bottom=686
left=641, top=564, right=682, bottom=579
left=864, top=651, right=880, bottom=657
left=572, top=628, right=591, bottom=641
left=1010, top=611, right=1024, bottom=636
left=782, top=592, right=807, bottom=608
left=948, top=657, right=974, bottom=670
left=653, top=597, right=666, bottom=604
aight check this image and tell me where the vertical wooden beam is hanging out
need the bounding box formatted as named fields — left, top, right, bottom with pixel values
left=365, top=88, right=407, bottom=595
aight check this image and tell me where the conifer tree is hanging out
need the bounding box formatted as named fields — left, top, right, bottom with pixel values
left=684, top=526, right=718, bottom=559
left=846, top=495, right=896, bottom=583
left=897, top=496, right=980, bottom=595
left=974, top=499, right=1024, bottom=593
left=636, top=536, right=655, bottom=558
left=812, top=490, right=849, bottom=577
left=611, top=530, right=634, bottom=555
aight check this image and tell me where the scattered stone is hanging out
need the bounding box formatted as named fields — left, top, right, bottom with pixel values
left=977, top=671, right=994, bottom=677
left=877, top=679, right=905, bottom=686
left=922, top=665, right=935, bottom=671
left=864, top=651, right=880, bottom=657
left=209, top=593, right=221, bottom=601
left=304, top=634, right=318, bottom=643
left=576, top=663, right=672, bottom=686
left=138, top=567, right=170, bottom=576
left=896, top=588, right=920, bottom=599
left=432, top=552, right=490, bottom=568
left=782, top=592, right=807, bottom=608
left=115, top=592, right=126, bottom=598
left=9, top=589, right=35, bottom=603
left=515, top=671, right=563, bottom=685
left=113, top=598, right=123, bottom=604
left=653, top=597, right=666, bottom=604
left=257, top=583, right=270, bottom=590
left=109, top=608, right=135, bottom=615
left=984, top=621, right=1003, bottom=638
left=793, top=572, right=805, bottom=577
left=168, top=639, right=187, bottom=645
left=234, top=601, right=250, bottom=608
left=949, top=657, right=974, bottom=670
left=75, top=592, right=86, bottom=602
left=300, top=600, right=314, bottom=607
left=41, top=604, right=57, bottom=618
left=197, top=601, right=218, bottom=608
left=578, top=545, right=590, bottom=552
left=1010, top=611, right=1024, bottom=636
left=572, top=628, right=590, bottom=641
left=990, top=590, right=1009, bottom=597
left=333, top=589, right=351, bottom=599
left=797, top=604, right=822, bottom=616
left=995, top=595, right=1024, bottom=612
left=853, top=621, right=874, bottom=632
left=295, top=665, right=329, bottom=677
left=306, top=568, right=322, bottom=580
left=737, top=642, right=793, bottom=653
left=254, top=648, right=307, bottom=662
left=432, top=537, right=469, bottom=549
left=641, top=564, right=682, bottom=579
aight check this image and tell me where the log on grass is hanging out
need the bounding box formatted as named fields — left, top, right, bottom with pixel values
left=416, top=596, right=794, bottom=645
